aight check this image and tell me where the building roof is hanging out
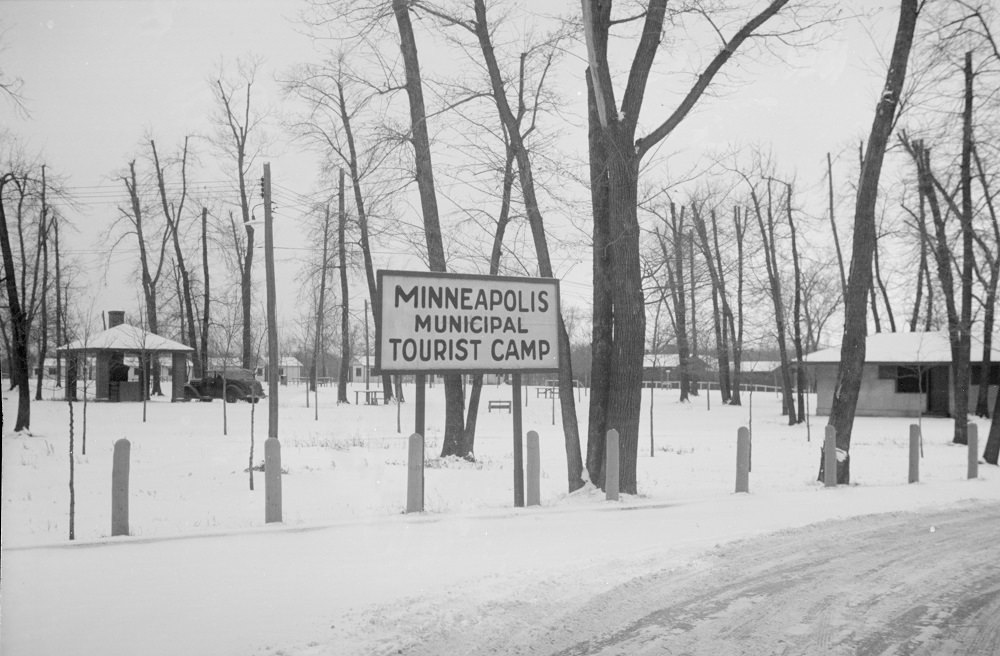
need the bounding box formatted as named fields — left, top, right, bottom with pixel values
left=740, top=359, right=784, bottom=373
left=803, top=330, right=1000, bottom=365
left=278, top=356, right=303, bottom=367
left=57, top=324, right=194, bottom=354
left=642, top=353, right=710, bottom=369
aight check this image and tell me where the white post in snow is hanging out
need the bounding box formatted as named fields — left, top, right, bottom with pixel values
left=606, top=429, right=620, bottom=501
left=968, top=422, right=978, bottom=480
left=823, top=425, right=837, bottom=488
left=265, top=437, right=282, bottom=523
left=735, top=427, right=750, bottom=493
left=407, top=432, right=424, bottom=513
left=908, top=424, right=920, bottom=484
left=111, top=438, right=130, bottom=536
left=526, top=430, right=540, bottom=507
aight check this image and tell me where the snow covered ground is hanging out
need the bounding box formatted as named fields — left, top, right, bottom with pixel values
left=2, top=378, right=998, bottom=655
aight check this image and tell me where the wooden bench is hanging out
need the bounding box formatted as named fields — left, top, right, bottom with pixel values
left=488, top=399, right=512, bottom=413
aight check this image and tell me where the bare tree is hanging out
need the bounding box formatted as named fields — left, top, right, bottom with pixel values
left=424, top=0, right=584, bottom=481
left=391, top=0, right=466, bottom=446
left=33, top=165, right=50, bottom=401
left=211, top=57, right=267, bottom=371
left=337, top=170, right=350, bottom=404
left=114, top=158, right=170, bottom=396
left=151, top=138, right=200, bottom=375
left=825, top=0, right=918, bottom=484
left=582, top=0, right=812, bottom=493
left=284, top=56, right=397, bottom=403
left=1, top=147, right=48, bottom=431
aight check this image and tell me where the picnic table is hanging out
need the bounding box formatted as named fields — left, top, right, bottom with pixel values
left=355, top=389, right=385, bottom=405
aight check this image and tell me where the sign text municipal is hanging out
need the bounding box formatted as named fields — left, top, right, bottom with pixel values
left=376, top=270, right=560, bottom=374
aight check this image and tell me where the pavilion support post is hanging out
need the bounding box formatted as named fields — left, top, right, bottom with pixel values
left=95, top=352, right=111, bottom=401
left=171, top=353, right=187, bottom=402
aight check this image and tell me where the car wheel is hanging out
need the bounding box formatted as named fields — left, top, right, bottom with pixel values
left=225, top=387, right=240, bottom=403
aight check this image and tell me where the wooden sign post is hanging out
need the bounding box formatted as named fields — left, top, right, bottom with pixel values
left=376, top=270, right=560, bottom=512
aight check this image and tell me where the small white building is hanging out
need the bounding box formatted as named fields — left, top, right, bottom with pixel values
left=804, top=331, right=999, bottom=417
left=278, top=356, right=303, bottom=381
left=349, top=355, right=375, bottom=383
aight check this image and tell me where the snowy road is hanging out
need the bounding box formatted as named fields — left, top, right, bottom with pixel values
left=344, top=503, right=1000, bottom=656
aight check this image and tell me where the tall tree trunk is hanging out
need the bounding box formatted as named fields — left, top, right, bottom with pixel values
left=392, top=0, right=466, bottom=451
left=909, top=190, right=928, bottom=332
left=585, top=71, right=612, bottom=487
left=730, top=206, right=746, bottom=406
left=786, top=184, right=806, bottom=423
left=123, top=160, right=164, bottom=396
left=151, top=138, right=198, bottom=372
left=873, top=241, right=896, bottom=332
left=954, top=51, right=975, bottom=439
left=54, top=214, right=63, bottom=386
left=469, top=0, right=584, bottom=487
left=200, top=207, right=210, bottom=378
left=336, top=170, right=350, bottom=404
left=0, top=176, right=32, bottom=430
left=313, top=204, right=332, bottom=395
left=336, top=78, right=393, bottom=402
left=825, top=0, right=917, bottom=483
left=35, top=165, right=49, bottom=401
left=827, top=153, right=848, bottom=301
left=706, top=209, right=733, bottom=404
left=583, top=0, right=789, bottom=492
left=973, top=146, right=998, bottom=417
left=463, top=147, right=515, bottom=458
left=985, top=388, right=1000, bottom=465
left=750, top=181, right=795, bottom=422
left=605, top=134, right=645, bottom=494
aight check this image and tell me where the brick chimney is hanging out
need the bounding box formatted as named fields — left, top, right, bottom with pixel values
left=108, top=310, right=125, bottom=328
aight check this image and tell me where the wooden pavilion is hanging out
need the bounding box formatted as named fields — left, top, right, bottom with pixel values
left=56, top=311, right=193, bottom=402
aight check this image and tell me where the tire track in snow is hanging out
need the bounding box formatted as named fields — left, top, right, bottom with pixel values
left=551, top=503, right=1000, bottom=656
left=289, top=502, right=999, bottom=655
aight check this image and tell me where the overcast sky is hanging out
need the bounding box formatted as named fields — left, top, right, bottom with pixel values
left=4, top=0, right=901, bottom=333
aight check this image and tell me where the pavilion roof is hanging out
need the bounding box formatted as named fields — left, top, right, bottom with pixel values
left=57, top=324, right=193, bottom=354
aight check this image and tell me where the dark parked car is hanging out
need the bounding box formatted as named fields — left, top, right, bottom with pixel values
left=185, top=368, right=265, bottom=403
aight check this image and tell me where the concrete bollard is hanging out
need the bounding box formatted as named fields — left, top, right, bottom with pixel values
left=111, top=438, right=130, bottom=536
left=526, top=431, right=540, bottom=507
left=265, top=437, right=282, bottom=523
left=606, top=429, right=620, bottom=501
left=823, top=425, right=837, bottom=488
left=908, top=424, right=920, bottom=484
left=735, top=427, right=750, bottom=493
left=406, top=432, right=424, bottom=513
left=968, top=423, right=978, bottom=480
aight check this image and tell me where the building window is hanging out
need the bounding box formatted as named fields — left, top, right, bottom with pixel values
left=355, top=367, right=362, bottom=377
left=971, top=363, right=1000, bottom=385
left=895, top=366, right=927, bottom=393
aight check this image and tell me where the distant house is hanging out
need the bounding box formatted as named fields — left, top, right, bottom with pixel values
left=738, top=360, right=786, bottom=387
left=642, top=353, right=711, bottom=382
left=803, top=331, right=999, bottom=417
left=278, top=356, right=303, bottom=381
left=350, top=355, right=375, bottom=383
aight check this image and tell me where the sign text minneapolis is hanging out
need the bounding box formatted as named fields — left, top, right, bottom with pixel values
left=377, top=271, right=560, bottom=373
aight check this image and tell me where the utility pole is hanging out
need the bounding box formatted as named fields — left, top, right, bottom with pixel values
left=263, top=163, right=279, bottom=438
left=365, top=298, right=370, bottom=391
left=263, top=162, right=281, bottom=523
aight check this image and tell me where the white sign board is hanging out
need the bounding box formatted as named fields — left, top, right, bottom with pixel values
left=376, top=270, right=560, bottom=374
